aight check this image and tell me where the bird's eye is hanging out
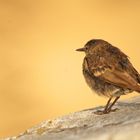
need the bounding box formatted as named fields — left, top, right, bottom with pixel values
left=92, top=41, right=96, bottom=45
left=85, top=47, right=88, bottom=50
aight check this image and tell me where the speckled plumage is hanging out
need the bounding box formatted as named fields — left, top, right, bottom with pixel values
left=76, top=39, right=140, bottom=114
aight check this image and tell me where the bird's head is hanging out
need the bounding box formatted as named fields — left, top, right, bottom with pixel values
left=76, top=39, right=109, bottom=55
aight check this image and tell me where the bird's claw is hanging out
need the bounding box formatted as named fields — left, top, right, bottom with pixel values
left=94, top=108, right=119, bottom=115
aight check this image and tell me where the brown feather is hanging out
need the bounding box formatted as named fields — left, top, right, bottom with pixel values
left=97, top=69, right=140, bottom=92
left=86, top=43, right=140, bottom=93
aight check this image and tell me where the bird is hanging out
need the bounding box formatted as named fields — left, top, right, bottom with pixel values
left=76, top=39, right=140, bottom=115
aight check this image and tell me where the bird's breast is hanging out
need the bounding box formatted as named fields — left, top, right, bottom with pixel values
left=82, top=58, right=126, bottom=97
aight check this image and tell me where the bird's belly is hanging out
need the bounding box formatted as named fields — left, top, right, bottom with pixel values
left=83, top=70, right=131, bottom=97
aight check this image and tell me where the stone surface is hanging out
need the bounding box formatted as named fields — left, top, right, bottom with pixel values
left=3, top=96, right=140, bottom=140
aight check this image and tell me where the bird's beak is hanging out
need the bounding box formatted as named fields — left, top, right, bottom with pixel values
left=76, top=47, right=85, bottom=52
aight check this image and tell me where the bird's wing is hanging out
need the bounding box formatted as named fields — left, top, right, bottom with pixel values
left=127, top=63, right=140, bottom=84
left=89, top=57, right=140, bottom=92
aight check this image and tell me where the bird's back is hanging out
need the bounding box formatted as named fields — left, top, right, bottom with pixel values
left=88, top=45, right=140, bottom=84
left=83, top=44, right=140, bottom=96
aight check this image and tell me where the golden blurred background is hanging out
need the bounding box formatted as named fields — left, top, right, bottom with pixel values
left=0, top=0, right=140, bottom=138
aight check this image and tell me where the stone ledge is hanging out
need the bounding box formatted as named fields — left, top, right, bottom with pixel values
left=3, top=96, right=140, bottom=140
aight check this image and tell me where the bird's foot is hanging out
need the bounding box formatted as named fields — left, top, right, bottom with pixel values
left=94, top=108, right=119, bottom=115
left=94, top=110, right=107, bottom=115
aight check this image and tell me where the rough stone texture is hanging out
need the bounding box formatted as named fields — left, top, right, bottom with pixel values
left=3, top=96, right=140, bottom=140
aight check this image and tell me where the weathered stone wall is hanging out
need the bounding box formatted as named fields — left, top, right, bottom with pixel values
left=3, top=96, right=140, bottom=140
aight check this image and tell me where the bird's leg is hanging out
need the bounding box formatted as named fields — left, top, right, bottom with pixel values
left=94, top=96, right=120, bottom=115
left=106, top=96, right=120, bottom=113
left=94, top=97, right=112, bottom=115
left=103, top=97, right=112, bottom=113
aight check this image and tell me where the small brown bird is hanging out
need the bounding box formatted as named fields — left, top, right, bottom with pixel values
left=76, top=39, right=140, bottom=114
